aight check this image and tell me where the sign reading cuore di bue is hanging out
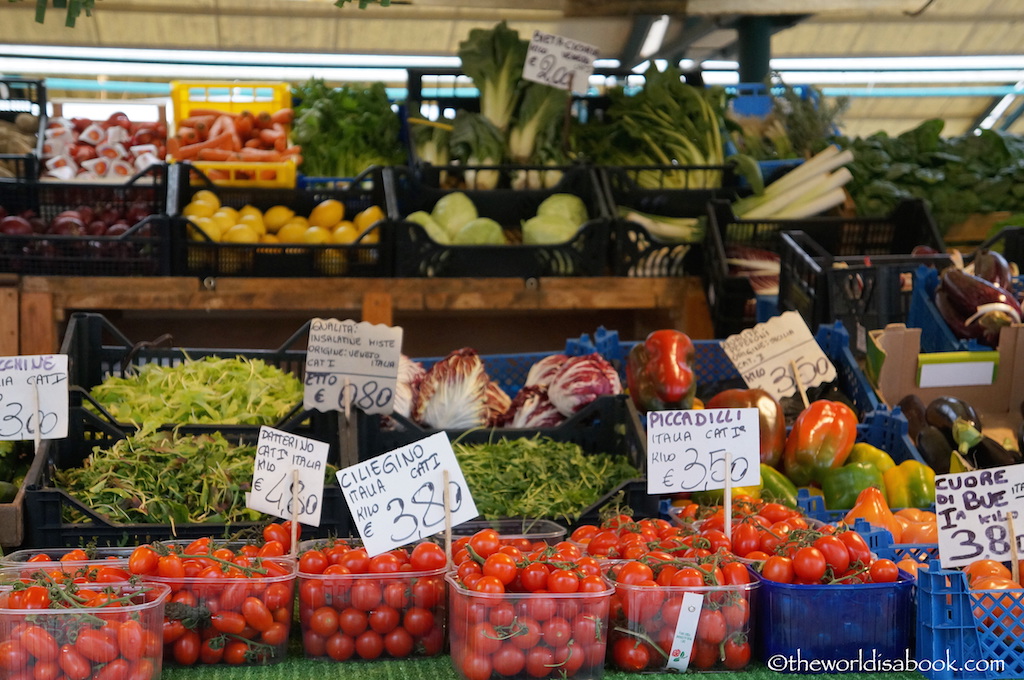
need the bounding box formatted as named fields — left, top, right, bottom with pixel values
left=303, top=318, right=403, bottom=416
left=646, top=408, right=760, bottom=495
left=0, top=354, right=69, bottom=440
left=247, top=426, right=330, bottom=527
left=338, top=432, right=478, bottom=558
left=935, top=465, right=1024, bottom=568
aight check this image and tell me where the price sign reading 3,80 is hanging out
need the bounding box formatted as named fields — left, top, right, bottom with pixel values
left=338, top=432, right=478, bottom=557
left=304, top=318, right=403, bottom=416
left=935, top=465, right=1024, bottom=568
left=0, top=354, right=69, bottom=441
left=247, top=427, right=330, bottom=527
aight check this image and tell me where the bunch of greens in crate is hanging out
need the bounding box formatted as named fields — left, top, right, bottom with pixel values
left=452, top=436, right=640, bottom=524
left=87, top=356, right=303, bottom=434
left=574, top=64, right=729, bottom=190
left=0, top=441, right=32, bottom=503
left=837, top=118, right=1024, bottom=234
left=54, top=430, right=337, bottom=525
left=292, top=77, right=407, bottom=178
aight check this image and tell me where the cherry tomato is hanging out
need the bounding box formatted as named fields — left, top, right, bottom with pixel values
left=838, top=530, right=872, bottom=566
left=793, top=546, right=827, bottom=583
left=324, top=633, right=354, bottom=661
left=525, top=646, right=556, bottom=678
left=482, top=553, right=518, bottom=586
left=0, top=640, right=29, bottom=672
left=350, top=582, right=382, bottom=610
left=461, top=653, right=493, bottom=680
left=409, top=542, right=447, bottom=572
left=723, top=635, right=751, bottom=669
left=299, top=550, right=329, bottom=575
left=403, top=607, right=435, bottom=637
left=761, top=555, right=795, bottom=584
left=869, top=558, right=900, bottom=583
left=368, top=553, right=402, bottom=574
left=157, top=554, right=185, bottom=580
left=383, top=627, right=414, bottom=658
left=262, top=622, right=289, bottom=647
left=467, top=529, right=502, bottom=559
left=222, top=640, right=250, bottom=665
left=199, top=639, right=224, bottom=665
left=22, top=625, right=59, bottom=662
left=519, top=562, right=550, bottom=592
left=546, top=569, right=580, bottom=593
left=128, top=546, right=158, bottom=575
left=492, top=645, right=526, bottom=676
left=75, top=629, right=118, bottom=663
left=354, top=630, right=383, bottom=660
left=339, top=608, right=368, bottom=637
left=612, top=637, right=649, bottom=671
left=211, top=611, right=247, bottom=636
left=172, top=630, right=200, bottom=666
left=309, top=606, right=339, bottom=637
left=58, top=645, right=91, bottom=680
left=368, top=606, right=400, bottom=635
left=241, top=596, right=274, bottom=632
left=813, top=534, right=851, bottom=575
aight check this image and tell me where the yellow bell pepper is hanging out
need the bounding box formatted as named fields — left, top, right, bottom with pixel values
left=883, top=459, right=936, bottom=508
left=847, top=442, right=896, bottom=475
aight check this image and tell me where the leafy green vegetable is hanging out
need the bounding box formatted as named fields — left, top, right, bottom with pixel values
left=431, top=191, right=478, bottom=238
left=452, top=436, right=640, bottom=524
left=457, top=21, right=529, bottom=133
left=450, top=112, right=506, bottom=189
left=537, top=193, right=588, bottom=227
left=508, top=83, right=570, bottom=163
left=453, top=218, right=506, bottom=245
left=88, top=357, right=303, bottom=435
left=522, top=214, right=577, bottom=245
left=291, top=78, right=406, bottom=178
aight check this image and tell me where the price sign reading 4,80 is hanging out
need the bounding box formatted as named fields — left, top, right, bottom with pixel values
left=0, top=354, right=69, bottom=441
left=935, top=465, right=1024, bottom=568
left=338, top=432, right=478, bottom=558
left=247, top=427, right=329, bottom=527
left=646, top=408, right=760, bottom=495
left=304, top=318, right=403, bottom=416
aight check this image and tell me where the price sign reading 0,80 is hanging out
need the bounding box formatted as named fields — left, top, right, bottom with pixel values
left=0, top=354, right=69, bottom=441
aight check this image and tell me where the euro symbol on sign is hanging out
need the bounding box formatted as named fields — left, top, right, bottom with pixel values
left=363, top=522, right=373, bottom=538
left=315, top=389, right=325, bottom=403
left=253, top=479, right=262, bottom=491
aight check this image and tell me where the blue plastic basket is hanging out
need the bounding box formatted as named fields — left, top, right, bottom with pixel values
left=906, top=267, right=986, bottom=353
left=916, top=560, right=1024, bottom=679
left=755, top=567, right=916, bottom=666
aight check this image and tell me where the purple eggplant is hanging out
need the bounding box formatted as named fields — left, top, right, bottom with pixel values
left=935, top=266, right=1022, bottom=347
left=971, top=249, right=1013, bottom=290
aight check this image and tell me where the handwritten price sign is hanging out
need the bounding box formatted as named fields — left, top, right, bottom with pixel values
left=721, top=311, right=837, bottom=402
left=304, top=318, right=402, bottom=415
left=0, top=354, right=68, bottom=441
left=338, top=432, right=478, bottom=557
left=522, top=30, right=598, bottom=94
left=935, top=465, right=1024, bottom=568
left=646, top=408, right=760, bottom=495
left=247, top=427, right=329, bottom=526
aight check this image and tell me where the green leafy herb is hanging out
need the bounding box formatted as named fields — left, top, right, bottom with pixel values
left=452, top=436, right=640, bottom=524
left=457, top=21, right=529, bottom=133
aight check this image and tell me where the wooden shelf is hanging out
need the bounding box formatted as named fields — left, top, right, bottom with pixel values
left=16, top=275, right=714, bottom=355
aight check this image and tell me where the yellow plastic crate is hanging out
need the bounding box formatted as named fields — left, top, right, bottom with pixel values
left=190, top=158, right=297, bottom=188
left=169, top=81, right=292, bottom=128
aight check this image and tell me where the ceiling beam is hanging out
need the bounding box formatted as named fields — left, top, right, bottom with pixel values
left=559, top=0, right=921, bottom=16
left=617, top=15, right=660, bottom=69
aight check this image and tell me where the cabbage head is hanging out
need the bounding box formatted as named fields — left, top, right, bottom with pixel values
left=405, top=210, right=451, bottom=244
left=454, top=217, right=507, bottom=245
left=536, top=193, right=588, bottom=227
left=522, top=214, right=578, bottom=245
left=431, top=192, right=478, bottom=238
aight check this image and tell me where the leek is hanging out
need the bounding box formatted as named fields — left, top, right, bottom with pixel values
left=731, top=145, right=855, bottom=220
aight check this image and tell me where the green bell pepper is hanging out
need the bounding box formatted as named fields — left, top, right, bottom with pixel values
left=846, top=442, right=896, bottom=475
left=760, top=463, right=798, bottom=508
left=821, top=461, right=886, bottom=510
left=883, top=459, right=936, bottom=508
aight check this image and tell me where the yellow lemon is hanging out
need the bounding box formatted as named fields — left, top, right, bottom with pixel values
left=276, top=222, right=308, bottom=243
left=331, top=222, right=360, bottom=244
left=189, top=216, right=222, bottom=241
left=191, top=190, right=220, bottom=209
left=263, top=205, right=295, bottom=234
left=214, top=206, right=239, bottom=222
left=238, top=204, right=262, bottom=220
left=285, top=215, right=309, bottom=230
left=222, top=223, right=260, bottom=244
left=183, top=200, right=217, bottom=220
left=261, top=233, right=280, bottom=244
left=303, top=226, right=332, bottom=244
left=209, top=211, right=236, bottom=234
left=239, top=212, right=266, bottom=236
left=309, top=199, right=344, bottom=229
left=353, top=205, right=385, bottom=233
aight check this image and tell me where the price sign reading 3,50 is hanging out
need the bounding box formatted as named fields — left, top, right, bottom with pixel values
left=338, top=432, right=478, bottom=557
left=0, top=354, right=69, bottom=441
left=304, top=318, right=403, bottom=416
left=247, top=426, right=330, bottom=527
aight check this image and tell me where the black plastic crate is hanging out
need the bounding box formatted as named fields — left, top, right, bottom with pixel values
left=600, top=164, right=738, bottom=277
left=23, top=408, right=351, bottom=548
left=385, top=164, right=611, bottom=277
left=358, top=395, right=657, bottom=528
left=0, top=77, right=46, bottom=181
left=0, top=165, right=171, bottom=276
left=168, top=163, right=392, bottom=277
left=778, top=229, right=955, bottom=346
left=706, top=198, right=944, bottom=338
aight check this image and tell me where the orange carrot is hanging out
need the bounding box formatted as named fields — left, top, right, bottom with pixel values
left=188, top=108, right=237, bottom=118
left=197, top=148, right=242, bottom=161
left=270, top=108, right=294, bottom=126
left=244, top=138, right=263, bottom=149
left=273, top=136, right=287, bottom=153
left=177, top=114, right=216, bottom=131
left=176, top=127, right=198, bottom=145
left=174, top=132, right=235, bottom=161
left=234, top=112, right=255, bottom=139
left=259, top=128, right=285, bottom=146
left=166, top=137, right=181, bottom=158
left=209, top=115, right=243, bottom=152
left=239, top=147, right=284, bottom=162
left=206, top=169, right=231, bottom=181
left=255, top=111, right=274, bottom=129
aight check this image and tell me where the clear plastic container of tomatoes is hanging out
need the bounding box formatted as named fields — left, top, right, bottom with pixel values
left=295, top=538, right=448, bottom=662
left=134, top=549, right=297, bottom=667
left=0, top=581, right=170, bottom=680
left=446, top=571, right=615, bottom=680
left=606, top=562, right=760, bottom=672
left=454, top=519, right=567, bottom=551
left=0, top=546, right=135, bottom=582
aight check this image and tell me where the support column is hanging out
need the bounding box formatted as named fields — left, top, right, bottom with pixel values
left=737, top=16, right=773, bottom=83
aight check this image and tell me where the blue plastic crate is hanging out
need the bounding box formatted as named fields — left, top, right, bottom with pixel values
left=906, top=267, right=986, bottom=353
left=755, top=566, right=916, bottom=666
left=917, top=559, right=1024, bottom=679
left=756, top=294, right=778, bottom=323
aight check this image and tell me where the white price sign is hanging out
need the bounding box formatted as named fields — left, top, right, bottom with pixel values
left=721, top=311, right=837, bottom=402
left=247, top=426, right=329, bottom=526
left=522, top=30, right=598, bottom=93
left=338, top=432, right=478, bottom=557
left=935, top=466, right=1024, bottom=568
left=304, top=318, right=402, bottom=415
left=0, top=354, right=68, bottom=440
left=646, top=408, right=760, bottom=495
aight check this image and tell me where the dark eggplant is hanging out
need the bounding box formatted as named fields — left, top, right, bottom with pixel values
left=969, top=436, right=1023, bottom=469
left=935, top=267, right=1022, bottom=347
left=971, top=249, right=1013, bottom=290
left=898, top=393, right=928, bottom=441
left=916, top=424, right=952, bottom=475
left=926, top=395, right=982, bottom=439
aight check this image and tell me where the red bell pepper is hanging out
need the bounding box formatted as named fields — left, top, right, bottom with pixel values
left=625, top=330, right=696, bottom=413
left=782, top=399, right=858, bottom=487
left=705, top=388, right=786, bottom=468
